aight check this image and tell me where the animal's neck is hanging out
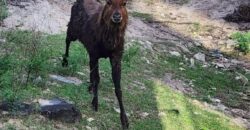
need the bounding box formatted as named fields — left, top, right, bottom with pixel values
left=98, top=20, right=127, bottom=50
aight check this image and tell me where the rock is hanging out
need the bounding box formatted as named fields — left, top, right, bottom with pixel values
left=0, top=38, right=6, bottom=44
left=231, top=59, right=241, bottom=64
left=215, top=104, right=227, bottom=111
left=114, top=107, right=120, bottom=113
left=87, top=118, right=94, bottom=122
left=208, top=36, right=213, bottom=40
left=77, top=72, right=85, bottom=76
left=2, top=111, right=9, bottom=115
left=33, top=76, right=42, bottom=84
left=209, top=49, right=223, bottom=59
left=226, top=40, right=237, bottom=49
left=158, top=112, right=166, bottom=117
left=140, top=112, right=149, bottom=118
left=179, top=67, right=185, bottom=71
left=86, top=126, right=92, bottom=130
left=235, top=72, right=248, bottom=86
left=49, top=74, right=82, bottom=86
left=170, top=51, right=181, bottom=57
left=211, top=98, right=221, bottom=103
left=214, top=62, right=225, bottom=68
left=194, top=53, right=206, bottom=62
left=231, top=109, right=248, bottom=117
left=39, top=98, right=81, bottom=123
left=0, top=101, right=33, bottom=116
left=190, top=58, right=195, bottom=68
left=86, top=126, right=98, bottom=130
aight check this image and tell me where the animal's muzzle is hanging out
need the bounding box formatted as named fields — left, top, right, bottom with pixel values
left=112, top=12, right=122, bottom=23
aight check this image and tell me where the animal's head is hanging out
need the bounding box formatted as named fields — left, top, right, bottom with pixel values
left=102, top=0, right=128, bottom=25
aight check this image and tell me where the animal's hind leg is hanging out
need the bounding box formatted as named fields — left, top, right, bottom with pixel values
left=62, top=36, right=72, bottom=67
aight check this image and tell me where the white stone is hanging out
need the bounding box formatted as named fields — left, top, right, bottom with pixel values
left=170, top=51, right=181, bottom=57
left=194, top=53, right=206, bottom=62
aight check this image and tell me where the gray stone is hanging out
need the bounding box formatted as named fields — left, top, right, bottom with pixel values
left=39, top=98, right=81, bottom=123
left=49, top=74, right=82, bottom=86
left=0, top=38, right=6, bottom=44
left=170, top=51, right=181, bottom=57
left=194, top=53, right=206, bottom=62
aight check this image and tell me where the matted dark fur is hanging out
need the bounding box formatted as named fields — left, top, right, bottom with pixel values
left=62, top=0, right=129, bottom=129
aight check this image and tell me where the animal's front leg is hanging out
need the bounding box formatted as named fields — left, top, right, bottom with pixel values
left=89, top=57, right=100, bottom=111
left=62, top=37, right=71, bottom=67
left=110, top=56, right=129, bottom=129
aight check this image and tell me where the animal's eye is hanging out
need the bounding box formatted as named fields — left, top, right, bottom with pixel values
left=122, top=2, right=127, bottom=6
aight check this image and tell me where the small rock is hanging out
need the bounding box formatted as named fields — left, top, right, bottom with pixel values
left=211, top=98, right=221, bottom=103
left=214, top=63, right=225, bottom=68
left=231, top=59, right=241, bottom=64
left=87, top=118, right=94, bottom=122
left=194, top=53, right=206, bottom=62
left=0, top=38, right=6, bottom=44
left=140, top=112, right=149, bottom=118
left=215, top=104, right=227, bottom=111
left=208, top=36, right=213, bottom=40
left=77, top=72, right=85, bottom=76
left=86, top=126, right=92, bottom=130
left=194, top=42, right=201, bottom=46
left=231, top=109, right=247, bottom=117
left=235, top=72, right=248, bottom=86
left=209, top=49, right=223, bottom=58
left=86, top=126, right=98, bottom=130
left=42, top=88, right=52, bottom=94
left=114, top=107, right=120, bottom=113
left=49, top=74, right=82, bottom=86
left=158, top=112, right=166, bottom=117
left=190, top=58, right=195, bottom=68
left=179, top=67, right=185, bottom=71
left=226, top=39, right=237, bottom=48
left=193, top=112, right=201, bottom=115
left=170, top=51, right=181, bottom=57
left=33, top=76, right=42, bottom=84
left=241, top=95, right=250, bottom=101
left=2, top=111, right=9, bottom=115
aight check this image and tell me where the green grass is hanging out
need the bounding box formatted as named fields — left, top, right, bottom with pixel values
left=0, top=30, right=246, bottom=130
left=0, top=0, right=8, bottom=21
left=130, top=12, right=153, bottom=22
left=231, top=32, right=250, bottom=54
left=153, top=55, right=249, bottom=108
left=153, top=81, right=243, bottom=130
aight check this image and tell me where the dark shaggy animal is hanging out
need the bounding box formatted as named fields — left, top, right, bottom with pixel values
left=62, top=0, right=129, bottom=129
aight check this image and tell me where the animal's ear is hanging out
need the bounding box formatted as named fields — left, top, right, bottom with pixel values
left=106, top=0, right=112, bottom=5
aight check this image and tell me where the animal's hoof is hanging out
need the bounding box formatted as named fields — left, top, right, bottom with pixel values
left=121, top=114, right=129, bottom=130
left=91, top=98, right=98, bottom=112
left=62, top=59, right=68, bottom=67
